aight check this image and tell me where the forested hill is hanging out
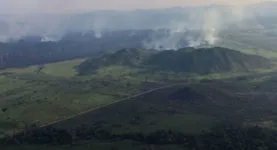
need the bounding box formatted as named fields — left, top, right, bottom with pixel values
left=0, top=29, right=206, bottom=70
left=78, top=47, right=272, bottom=75
left=0, top=41, right=96, bottom=69
left=0, top=30, right=152, bottom=69
left=147, top=47, right=272, bottom=74
left=0, top=40, right=142, bottom=69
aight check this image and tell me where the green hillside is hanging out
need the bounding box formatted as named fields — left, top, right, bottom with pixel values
left=7, top=78, right=277, bottom=150
left=2, top=48, right=277, bottom=150
left=148, top=47, right=272, bottom=74
left=49, top=83, right=258, bottom=133
left=77, top=48, right=155, bottom=75
left=78, top=47, right=272, bottom=75
left=50, top=81, right=277, bottom=134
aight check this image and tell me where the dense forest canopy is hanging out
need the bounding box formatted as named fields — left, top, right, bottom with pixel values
left=78, top=47, right=272, bottom=75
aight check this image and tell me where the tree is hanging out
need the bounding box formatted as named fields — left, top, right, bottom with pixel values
left=1, top=108, right=7, bottom=112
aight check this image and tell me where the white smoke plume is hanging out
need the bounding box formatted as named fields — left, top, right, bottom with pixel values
left=143, top=4, right=266, bottom=50
left=92, top=16, right=108, bottom=38
left=202, top=8, right=220, bottom=45
left=0, top=2, right=273, bottom=45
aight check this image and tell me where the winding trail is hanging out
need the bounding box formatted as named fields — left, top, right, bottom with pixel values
left=40, top=83, right=186, bottom=128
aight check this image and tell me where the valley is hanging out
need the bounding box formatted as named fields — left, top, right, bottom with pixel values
left=2, top=46, right=277, bottom=149
left=3, top=1, right=277, bottom=149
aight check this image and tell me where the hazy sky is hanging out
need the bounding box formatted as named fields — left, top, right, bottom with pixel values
left=0, top=0, right=275, bottom=14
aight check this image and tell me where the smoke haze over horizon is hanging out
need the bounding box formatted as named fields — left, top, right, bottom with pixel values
left=0, top=0, right=276, bottom=14
left=0, top=0, right=277, bottom=49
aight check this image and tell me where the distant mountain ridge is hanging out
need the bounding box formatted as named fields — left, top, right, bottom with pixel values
left=1, top=1, right=277, bottom=42
left=78, top=47, right=272, bottom=75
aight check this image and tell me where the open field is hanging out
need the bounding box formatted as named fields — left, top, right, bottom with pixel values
left=2, top=55, right=277, bottom=150
left=0, top=58, right=86, bottom=77
left=0, top=60, right=166, bottom=133
left=0, top=73, right=163, bottom=133
left=1, top=57, right=277, bottom=133
left=41, top=58, right=87, bottom=77
left=5, top=76, right=277, bottom=149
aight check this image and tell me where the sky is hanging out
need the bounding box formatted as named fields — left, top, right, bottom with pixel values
left=0, top=0, right=275, bottom=14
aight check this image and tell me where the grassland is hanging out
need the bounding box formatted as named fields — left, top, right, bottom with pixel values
left=41, top=58, right=86, bottom=77
left=2, top=54, right=277, bottom=150
left=3, top=27, right=277, bottom=149
left=51, top=84, right=219, bottom=134
left=0, top=58, right=86, bottom=77
left=0, top=59, right=165, bottom=133
left=43, top=80, right=277, bottom=145
left=1, top=57, right=277, bottom=134
left=5, top=77, right=277, bottom=150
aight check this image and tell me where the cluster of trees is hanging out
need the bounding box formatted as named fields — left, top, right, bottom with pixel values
left=0, top=41, right=98, bottom=69
left=0, top=126, right=73, bottom=145
left=1, top=29, right=187, bottom=70
left=194, top=124, right=277, bottom=150
left=78, top=47, right=272, bottom=76
left=0, top=31, right=148, bottom=69
left=147, top=47, right=272, bottom=74
left=3, top=123, right=277, bottom=150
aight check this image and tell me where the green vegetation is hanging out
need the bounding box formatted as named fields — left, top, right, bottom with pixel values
left=4, top=71, right=277, bottom=149
left=0, top=73, right=162, bottom=133
left=2, top=47, right=277, bottom=149
left=1, top=59, right=86, bottom=77
left=42, top=59, right=86, bottom=77
left=5, top=122, right=277, bottom=150
left=0, top=47, right=276, bottom=135
left=0, top=60, right=163, bottom=133
left=78, top=47, right=272, bottom=75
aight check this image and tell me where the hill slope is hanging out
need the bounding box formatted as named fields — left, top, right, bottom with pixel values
left=48, top=84, right=236, bottom=133
left=6, top=80, right=277, bottom=149
left=78, top=47, right=272, bottom=75
left=77, top=48, right=156, bottom=75
left=49, top=82, right=277, bottom=134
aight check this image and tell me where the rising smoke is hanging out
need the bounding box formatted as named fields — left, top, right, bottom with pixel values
left=203, top=8, right=220, bottom=45
left=143, top=4, right=265, bottom=50
left=0, top=3, right=271, bottom=48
